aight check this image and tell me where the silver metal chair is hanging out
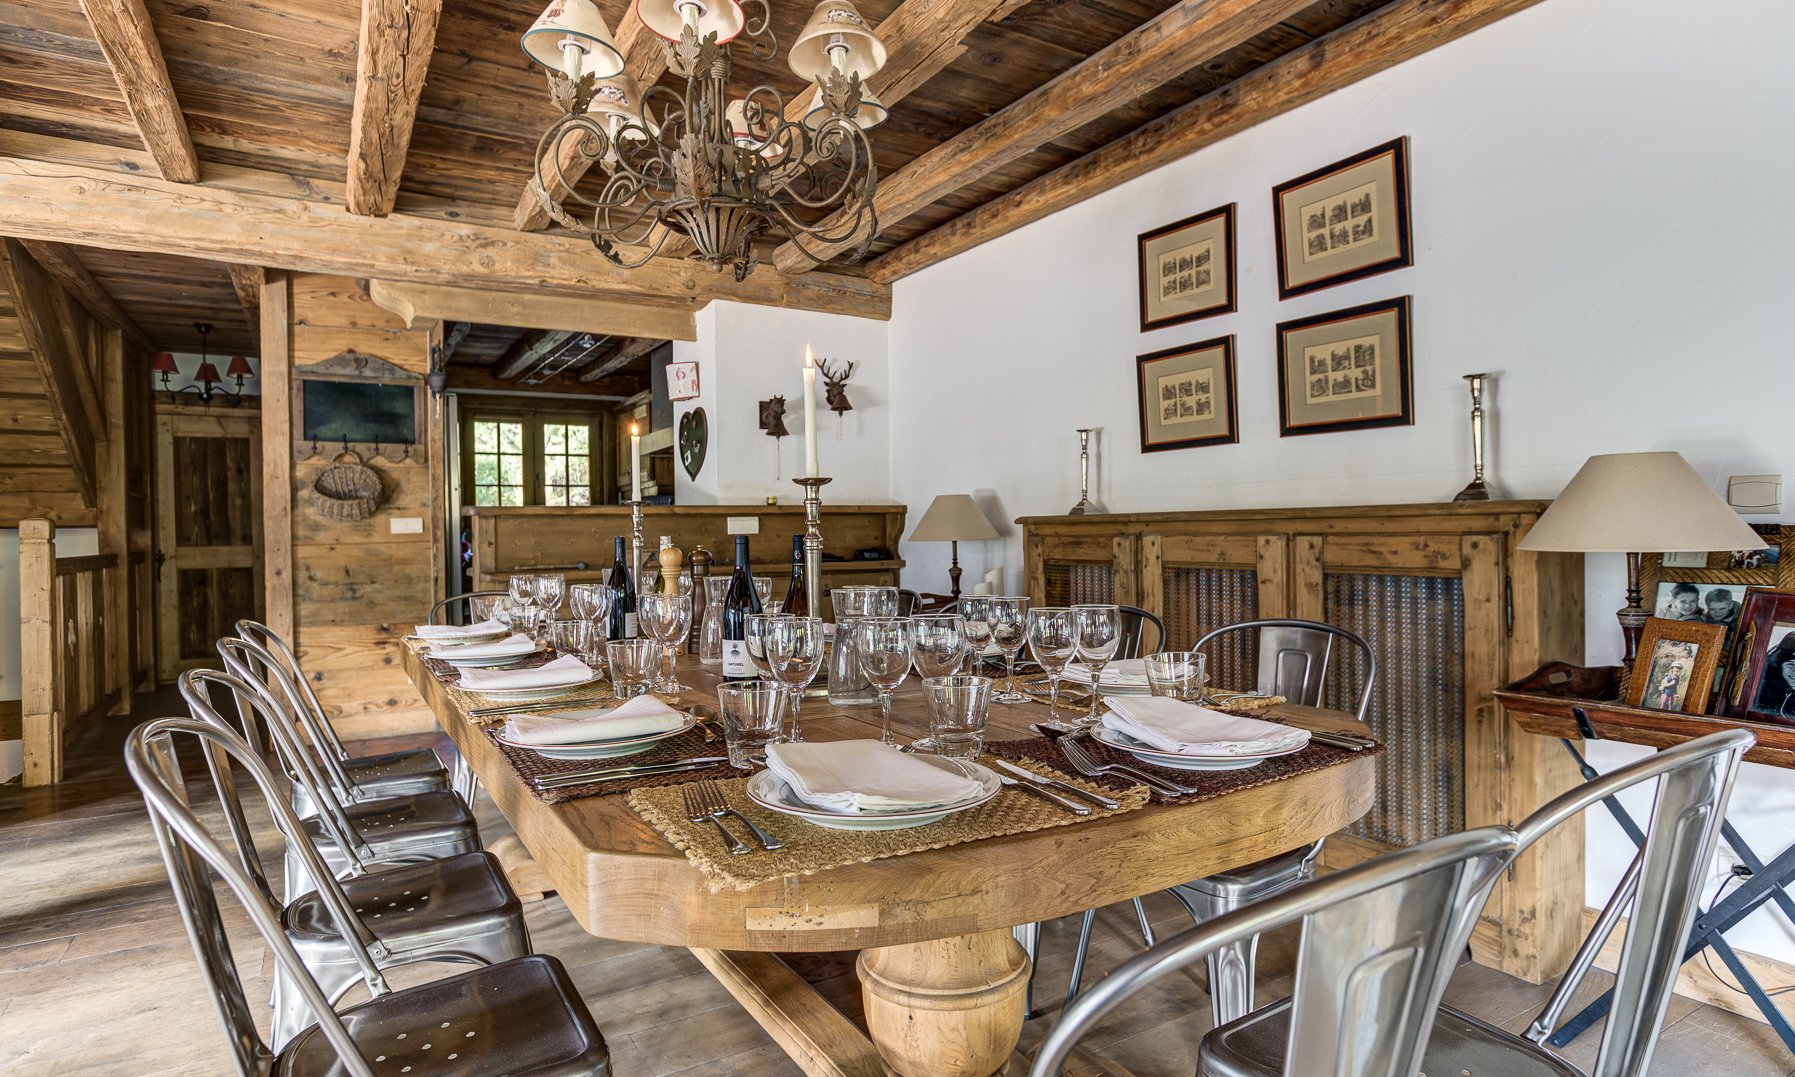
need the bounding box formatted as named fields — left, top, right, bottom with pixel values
left=147, top=706, right=532, bottom=1048
left=1189, top=728, right=1752, bottom=1077
left=1116, top=603, right=1166, bottom=660
left=428, top=589, right=508, bottom=625
left=1192, top=617, right=1377, bottom=721
left=1033, top=825, right=1521, bottom=1077
left=126, top=715, right=610, bottom=1076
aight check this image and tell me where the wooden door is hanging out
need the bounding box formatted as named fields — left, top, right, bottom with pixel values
left=155, top=409, right=263, bottom=679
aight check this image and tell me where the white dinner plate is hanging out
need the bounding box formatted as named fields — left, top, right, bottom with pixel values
left=744, top=756, right=1001, bottom=831
left=1090, top=726, right=1307, bottom=771
left=492, top=715, right=696, bottom=760
left=458, top=673, right=604, bottom=701
left=433, top=645, right=543, bottom=668
left=417, top=628, right=509, bottom=647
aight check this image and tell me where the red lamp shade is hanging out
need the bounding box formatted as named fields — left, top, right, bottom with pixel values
left=150, top=352, right=179, bottom=374
left=194, top=362, right=222, bottom=385
left=226, top=354, right=253, bottom=378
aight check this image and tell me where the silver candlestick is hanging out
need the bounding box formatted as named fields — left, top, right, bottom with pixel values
left=1453, top=373, right=1501, bottom=502
left=794, top=476, right=830, bottom=617
left=626, top=499, right=646, bottom=586
left=1068, top=428, right=1103, bottom=515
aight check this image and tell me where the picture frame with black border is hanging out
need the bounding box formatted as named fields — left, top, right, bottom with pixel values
left=1273, top=138, right=1413, bottom=300
left=1137, top=204, right=1236, bottom=332
left=1718, top=587, right=1795, bottom=725
left=1136, top=335, right=1237, bottom=453
left=1276, top=296, right=1413, bottom=437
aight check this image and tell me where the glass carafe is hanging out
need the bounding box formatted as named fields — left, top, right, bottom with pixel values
left=826, top=586, right=898, bottom=706
left=699, top=575, right=732, bottom=665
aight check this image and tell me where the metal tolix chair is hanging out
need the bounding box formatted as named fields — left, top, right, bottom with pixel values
left=126, top=715, right=610, bottom=1076
left=183, top=666, right=481, bottom=903
left=427, top=590, right=508, bottom=625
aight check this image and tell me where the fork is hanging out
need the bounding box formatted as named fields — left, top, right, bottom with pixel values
left=696, top=781, right=783, bottom=851
left=683, top=784, right=750, bottom=856
left=1060, top=734, right=1195, bottom=796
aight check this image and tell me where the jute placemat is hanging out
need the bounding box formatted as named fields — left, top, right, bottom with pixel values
left=629, top=763, right=1150, bottom=892
left=482, top=724, right=740, bottom=803
left=986, top=734, right=1380, bottom=804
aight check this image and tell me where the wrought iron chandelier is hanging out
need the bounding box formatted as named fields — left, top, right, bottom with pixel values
left=521, top=0, right=888, bottom=281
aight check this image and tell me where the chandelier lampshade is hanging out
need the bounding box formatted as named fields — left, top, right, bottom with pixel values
left=226, top=355, right=253, bottom=378
left=150, top=351, right=179, bottom=375
left=727, top=99, right=790, bottom=162
left=788, top=0, right=885, bottom=80
left=521, top=0, right=624, bottom=81
left=805, top=82, right=887, bottom=129
left=636, top=0, right=747, bottom=44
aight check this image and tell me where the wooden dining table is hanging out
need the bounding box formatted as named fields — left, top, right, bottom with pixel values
left=403, top=648, right=1376, bottom=1077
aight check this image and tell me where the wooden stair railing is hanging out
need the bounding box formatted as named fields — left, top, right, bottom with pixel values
left=20, top=519, right=125, bottom=786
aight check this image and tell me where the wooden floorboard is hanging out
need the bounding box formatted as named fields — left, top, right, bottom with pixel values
left=1, top=688, right=1791, bottom=1075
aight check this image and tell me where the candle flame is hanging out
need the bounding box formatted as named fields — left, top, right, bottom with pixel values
left=630, top=422, right=638, bottom=436
left=804, top=344, right=814, bottom=369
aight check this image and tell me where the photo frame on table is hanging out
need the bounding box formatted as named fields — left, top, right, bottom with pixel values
left=1639, top=524, right=1793, bottom=693
left=1276, top=296, right=1412, bottom=437
left=1624, top=617, right=1727, bottom=714
left=1273, top=138, right=1412, bottom=299
left=1719, top=588, right=1795, bottom=724
left=1138, top=204, right=1236, bottom=331
left=1136, top=335, right=1237, bottom=452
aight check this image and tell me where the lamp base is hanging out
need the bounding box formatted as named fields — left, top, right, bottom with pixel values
left=1618, top=551, right=1647, bottom=666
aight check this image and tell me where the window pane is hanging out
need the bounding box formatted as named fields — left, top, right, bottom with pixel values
left=499, top=422, right=524, bottom=453
left=570, top=487, right=591, bottom=506
left=501, top=485, right=524, bottom=506
left=474, top=421, right=497, bottom=453
left=501, top=454, right=523, bottom=485
left=545, top=485, right=567, bottom=506
left=545, top=456, right=566, bottom=485
left=569, top=456, right=589, bottom=484
left=569, top=425, right=590, bottom=453
left=544, top=424, right=566, bottom=453
left=473, top=484, right=498, bottom=506
left=474, top=454, right=497, bottom=485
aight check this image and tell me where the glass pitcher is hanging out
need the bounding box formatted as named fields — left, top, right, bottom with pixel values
left=698, top=576, right=732, bottom=665
left=827, top=586, right=898, bottom=706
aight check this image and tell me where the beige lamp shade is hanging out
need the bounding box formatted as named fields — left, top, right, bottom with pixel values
left=726, top=99, right=788, bottom=162
left=1517, top=451, right=1767, bottom=553
left=804, top=83, right=888, bottom=130
left=911, top=494, right=1000, bottom=543
left=590, top=75, right=656, bottom=138
left=521, top=0, right=625, bottom=80
left=788, top=0, right=886, bottom=82
left=636, top=0, right=746, bottom=45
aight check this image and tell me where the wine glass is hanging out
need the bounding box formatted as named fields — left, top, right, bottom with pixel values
left=911, top=614, right=969, bottom=678
left=752, top=577, right=773, bottom=608
left=1073, top=604, right=1122, bottom=724
left=960, top=597, right=994, bottom=675
left=1026, top=607, right=1079, bottom=723
left=852, top=617, right=914, bottom=746
left=986, top=597, right=1030, bottom=703
left=569, top=583, right=616, bottom=626
left=508, top=573, right=537, bottom=617
left=745, top=612, right=785, bottom=681
left=533, top=573, right=567, bottom=617
left=471, top=593, right=509, bottom=625
left=765, top=616, right=825, bottom=742
left=638, top=591, right=694, bottom=692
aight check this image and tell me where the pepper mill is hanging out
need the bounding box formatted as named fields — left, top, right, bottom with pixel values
left=686, top=547, right=711, bottom=654
left=658, top=544, right=684, bottom=595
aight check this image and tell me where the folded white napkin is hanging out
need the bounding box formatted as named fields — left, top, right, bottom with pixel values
left=415, top=618, right=506, bottom=640
left=1066, top=658, right=1149, bottom=686
left=430, top=633, right=537, bottom=661
left=766, top=739, right=984, bottom=813
left=503, top=695, right=686, bottom=745
left=1102, top=695, right=1309, bottom=756
left=457, top=654, right=594, bottom=692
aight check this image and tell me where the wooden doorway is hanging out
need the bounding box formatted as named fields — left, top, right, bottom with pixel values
left=154, top=407, right=263, bottom=679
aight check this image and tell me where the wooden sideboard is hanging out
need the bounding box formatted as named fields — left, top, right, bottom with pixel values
left=462, top=504, right=907, bottom=610
left=1019, top=501, right=1586, bottom=983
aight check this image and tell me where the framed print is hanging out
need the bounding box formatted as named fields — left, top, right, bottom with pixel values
left=1273, top=138, right=1412, bottom=299
left=1624, top=617, right=1726, bottom=714
left=1137, top=336, right=1237, bottom=452
left=1276, top=296, right=1412, bottom=437
left=1719, top=588, right=1795, bottom=724
left=1138, top=205, right=1236, bottom=331
left=667, top=361, right=701, bottom=401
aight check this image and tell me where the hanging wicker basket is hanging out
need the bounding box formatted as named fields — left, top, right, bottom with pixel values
left=311, top=451, right=382, bottom=522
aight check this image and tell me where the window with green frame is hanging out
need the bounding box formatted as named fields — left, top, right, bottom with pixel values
left=461, top=408, right=603, bottom=506
left=470, top=418, right=526, bottom=506
left=542, top=422, right=592, bottom=505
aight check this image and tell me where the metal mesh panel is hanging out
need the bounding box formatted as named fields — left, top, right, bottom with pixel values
left=1042, top=561, right=1114, bottom=607
left=1163, top=565, right=1259, bottom=691
left=1323, top=572, right=1465, bottom=849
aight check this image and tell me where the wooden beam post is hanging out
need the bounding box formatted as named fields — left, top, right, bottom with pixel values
left=98, top=329, right=131, bottom=715
left=0, top=240, right=101, bottom=508
left=78, top=0, right=200, bottom=183
left=260, top=270, right=295, bottom=641
left=347, top=0, right=445, bottom=216
left=20, top=519, right=60, bottom=786
left=227, top=264, right=263, bottom=340
left=15, top=240, right=154, bottom=351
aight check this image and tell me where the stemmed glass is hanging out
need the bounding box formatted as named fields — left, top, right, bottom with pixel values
left=533, top=573, right=567, bottom=618
left=1026, top=607, right=1079, bottom=723
left=1073, top=604, right=1122, bottom=724
left=569, top=583, right=616, bottom=626
left=638, top=591, right=694, bottom=692
left=960, top=597, right=995, bottom=676
left=852, top=617, right=914, bottom=746
left=745, top=612, right=784, bottom=681
left=508, top=573, right=537, bottom=622
left=765, top=616, right=825, bottom=743
left=911, top=614, right=969, bottom=678
left=987, top=597, right=1031, bottom=703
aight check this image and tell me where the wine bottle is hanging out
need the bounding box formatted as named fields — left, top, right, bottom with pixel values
left=721, top=535, right=762, bottom=680
left=783, top=534, right=808, bottom=616
left=643, top=535, right=671, bottom=593
left=607, top=536, right=638, bottom=639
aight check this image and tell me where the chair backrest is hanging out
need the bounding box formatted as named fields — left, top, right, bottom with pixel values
left=1115, top=604, right=1166, bottom=660
left=126, top=715, right=387, bottom=1076
left=429, top=590, right=507, bottom=626
left=1193, top=618, right=1377, bottom=721
left=220, top=632, right=358, bottom=798
left=897, top=589, right=921, bottom=617
left=1032, top=826, right=1520, bottom=1077
left=235, top=618, right=350, bottom=760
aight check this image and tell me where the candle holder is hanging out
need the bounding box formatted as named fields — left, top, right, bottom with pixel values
left=626, top=500, right=646, bottom=591
left=1068, top=428, right=1103, bottom=515
left=1453, top=373, right=1502, bottom=502
left=794, top=476, right=831, bottom=618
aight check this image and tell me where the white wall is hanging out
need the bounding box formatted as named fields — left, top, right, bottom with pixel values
left=0, top=527, right=100, bottom=783
left=888, top=0, right=1795, bottom=961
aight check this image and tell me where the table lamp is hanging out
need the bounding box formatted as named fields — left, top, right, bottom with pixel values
left=1517, top=451, right=1766, bottom=664
left=909, top=494, right=1000, bottom=601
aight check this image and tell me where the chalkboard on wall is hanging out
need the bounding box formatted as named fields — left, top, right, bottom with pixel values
left=301, top=380, right=418, bottom=444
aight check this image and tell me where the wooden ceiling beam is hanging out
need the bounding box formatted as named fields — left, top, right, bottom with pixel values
left=870, top=0, right=1545, bottom=281
left=227, top=264, right=263, bottom=341
left=347, top=0, right=445, bottom=217
left=366, top=278, right=699, bottom=339
left=577, top=336, right=662, bottom=382
left=78, top=0, right=199, bottom=183
left=0, top=157, right=892, bottom=319
left=444, top=362, right=639, bottom=397
left=494, top=329, right=577, bottom=380
left=13, top=240, right=153, bottom=351
left=771, top=0, right=1315, bottom=272
left=0, top=241, right=100, bottom=507
left=443, top=320, right=472, bottom=357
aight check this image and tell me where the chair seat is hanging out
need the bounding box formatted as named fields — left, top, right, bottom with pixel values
left=276, top=955, right=610, bottom=1077
left=303, top=790, right=478, bottom=858
left=293, top=749, right=449, bottom=819
left=1196, top=998, right=1583, bottom=1077
left=286, top=852, right=520, bottom=948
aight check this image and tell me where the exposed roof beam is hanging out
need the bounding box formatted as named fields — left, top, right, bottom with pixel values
left=347, top=0, right=445, bottom=216
left=444, top=361, right=638, bottom=397
left=227, top=264, right=263, bottom=340
left=0, top=157, right=892, bottom=319
left=78, top=0, right=199, bottom=183
left=870, top=0, right=1545, bottom=281
left=577, top=336, right=663, bottom=382
left=0, top=241, right=100, bottom=506
left=494, top=329, right=576, bottom=380
left=14, top=239, right=153, bottom=351
left=771, top=0, right=1314, bottom=272
left=444, top=320, right=472, bottom=357
left=365, top=277, right=699, bottom=339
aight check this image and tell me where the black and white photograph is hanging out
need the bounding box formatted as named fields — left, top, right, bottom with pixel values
left=1654, top=581, right=1745, bottom=628
left=1138, top=336, right=1238, bottom=451
left=1279, top=296, right=1413, bottom=436
left=1750, top=624, right=1795, bottom=719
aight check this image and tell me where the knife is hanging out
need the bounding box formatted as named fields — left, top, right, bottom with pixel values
left=996, top=773, right=1090, bottom=815
left=991, top=758, right=1121, bottom=810
left=534, top=756, right=729, bottom=788
left=468, top=697, right=608, bottom=718
left=1306, top=729, right=1375, bottom=751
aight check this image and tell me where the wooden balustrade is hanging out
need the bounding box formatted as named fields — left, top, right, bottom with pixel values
left=20, top=519, right=127, bottom=786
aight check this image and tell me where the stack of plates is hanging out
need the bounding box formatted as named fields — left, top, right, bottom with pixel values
left=1096, top=696, right=1311, bottom=771
left=430, top=634, right=540, bottom=668
left=456, top=655, right=601, bottom=700
left=746, top=747, right=1002, bottom=831
left=1090, top=727, right=1305, bottom=771
left=493, top=714, right=696, bottom=760
left=1063, top=659, right=1152, bottom=697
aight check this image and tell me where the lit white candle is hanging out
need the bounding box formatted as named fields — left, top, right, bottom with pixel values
left=630, top=422, right=641, bottom=502
left=803, top=345, right=819, bottom=477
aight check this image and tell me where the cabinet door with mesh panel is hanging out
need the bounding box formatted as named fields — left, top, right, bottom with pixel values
left=1026, top=533, right=1138, bottom=609
left=1144, top=533, right=1288, bottom=684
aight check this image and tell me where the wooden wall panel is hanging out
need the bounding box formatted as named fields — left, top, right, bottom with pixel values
left=0, top=253, right=95, bottom=526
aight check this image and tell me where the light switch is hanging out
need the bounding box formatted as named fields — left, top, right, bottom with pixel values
left=390, top=516, right=424, bottom=534
left=1728, top=475, right=1783, bottom=514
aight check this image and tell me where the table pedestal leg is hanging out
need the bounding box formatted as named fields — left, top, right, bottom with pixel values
left=858, top=928, right=1030, bottom=1077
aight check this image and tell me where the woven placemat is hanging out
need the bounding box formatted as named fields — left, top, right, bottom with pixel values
left=630, top=762, right=1150, bottom=892
left=986, top=734, right=1380, bottom=804
left=482, top=724, right=739, bottom=803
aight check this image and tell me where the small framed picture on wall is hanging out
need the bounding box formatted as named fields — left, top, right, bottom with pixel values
left=1276, top=296, right=1412, bottom=437
left=667, top=361, right=701, bottom=401
left=1137, top=204, right=1236, bottom=331
left=1273, top=138, right=1413, bottom=299
left=1136, top=335, right=1237, bottom=452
